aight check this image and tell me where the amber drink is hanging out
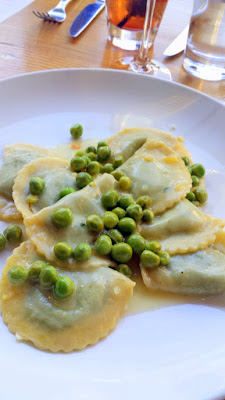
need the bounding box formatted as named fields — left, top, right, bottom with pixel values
left=106, top=0, right=168, bottom=50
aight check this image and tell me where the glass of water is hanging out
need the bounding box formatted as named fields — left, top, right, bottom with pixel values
left=183, top=0, right=225, bottom=81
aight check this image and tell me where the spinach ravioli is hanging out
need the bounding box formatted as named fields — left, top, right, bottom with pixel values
left=119, top=139, right=192, bottom=214
left=0, top=144, right=60, bottom=222
left=108, top=127, right=192, bottom=161
left=140, top=199, right=225, bottom=254
left=141, top=234, right=225, bottom=295
left=13, top=157, right=76, bottom=218
left=0, top=241, right=135, bottom=352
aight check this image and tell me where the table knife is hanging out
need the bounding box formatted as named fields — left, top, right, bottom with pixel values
left=69, top=0, right=105, bottom=38
left=163, top=25, right=189, bottom=57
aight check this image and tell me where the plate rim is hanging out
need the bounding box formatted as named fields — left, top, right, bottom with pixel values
left=0, top=67, right=224, bottom=109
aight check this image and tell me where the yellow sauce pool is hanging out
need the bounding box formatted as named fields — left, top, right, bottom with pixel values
left=126, top=269, right=225, bottom=316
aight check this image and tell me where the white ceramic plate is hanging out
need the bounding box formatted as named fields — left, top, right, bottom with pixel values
left=0, top=69, right=225, bottom=400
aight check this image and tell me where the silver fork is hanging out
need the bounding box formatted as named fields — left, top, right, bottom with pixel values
left=33, top=0, right=72, bottom=23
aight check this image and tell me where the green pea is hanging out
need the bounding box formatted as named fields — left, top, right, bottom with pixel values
left=186, top=192, right=196, bottom=201
left=52, top=208, right=73, bottom=228
left=87, top=152, right=97, bottom=161
left=97, top=146, right=111, bottom=162
left=94, top=235, right=112, bottom=255
left=191, top=175, right=200, bottom=187
left=54, top=276, right=75, bottom=300
left=70, top=123, right=83, bottom=139
left=0, top=233, right=6, bottom=250
left=111, top=170, right=124, bottom=181
left=76, top=150, right=86, bottom=157
left=73, top=243, right=92, bottom=262
left=87, top=161, right=101, bottom=176
left=28, top=260, right=46, bottom=281
left=86, top=214, right=104, bottom=232
left=29, top=177, right=45, bottom=195
left=158, top=251, right=170, bottom=266
left=26, top=194, right=38, bottom=204
left=111, top=243, right=133, bottom=263
left=103, top=211, right=119, bottom=229
left=101, top=190, right=119, bottom=209
left=193, top=188, right=208, bottom=204
left=8, top=265, right=28, bottom=286
left=187, top=166, right=192, bottom=174
left=181, top=156, right=190, bottom=166
left=102, top=163, right=114, bottom=174
left=97, top=141, right=107, bottom=148
left=127, top=234, right=146, bottom=254
left=4, top=225, right=22, bottom=243
left=136, top=195, right=152, bottom=209
left=146, top=241, right=161, bottom=253
left=115, top=264, right=132, bottom=278
left=142, top=210, right=154, bottom=224
left=54, top=242, right=73, bottom=260
left=112, top=155, right=125, bottom=169
left=140, top=250, right=160, bottom=268
left=112, top=207, right=126, bottom=219
left=76, top=172, right=93, bottom=189
left=39, top=265, right=58, bottom=289
left=126, top=204, right=143, bottom=222
left=59, top=187, right=75, bottom=199
left=191, top=163, right=205, bottom=178
left=86, top=146, right=97, bottom=154
left=192, top=200, right=200, bottom=207
left=118, top=195, right=134, bottom=209
left=117, top=217, right=136, bottom=235
left=119, top=176, right=131, bottom=190
left=106, top=229, right=124, bottom=243
left=70, top=156, right=87, bottom=172
left=82, top=155, right=91, bottom=166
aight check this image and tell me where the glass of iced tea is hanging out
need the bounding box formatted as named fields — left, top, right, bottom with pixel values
left=105, top=0, right=168, bottom=50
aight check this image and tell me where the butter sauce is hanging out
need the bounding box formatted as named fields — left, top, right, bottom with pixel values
left=126, top=269, right=225, bottom=316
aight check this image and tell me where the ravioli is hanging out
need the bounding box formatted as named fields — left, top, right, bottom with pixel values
left=0, top=144, right=60, bottom=222
left=120, top=139, right=192, bottom=214
left=0, top=241, right=135, bottom=352
left=140, top=199, right=225, bottom=254
left=13, top=157, right=76, bottom=219
left=56, top=139, right=99, bottom=161
left=0, top=197, right=22, bottom=222
left=108, top=127, right=191, bottom=161
left=24, top=174, right=118, bottom=268
left=141, top=239, right=225, bottom=295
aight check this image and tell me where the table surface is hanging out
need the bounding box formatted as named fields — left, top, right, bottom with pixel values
left=0, top=0, right=224, bottom=102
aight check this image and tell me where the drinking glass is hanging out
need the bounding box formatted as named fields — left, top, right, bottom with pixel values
left=112, top=0, right=171, bottom=80
left=183, top=0, right=225, bottom=81
left=106, top=0, right=168, bottom=50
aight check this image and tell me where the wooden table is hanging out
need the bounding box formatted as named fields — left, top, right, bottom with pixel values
left=0, top=0, right=224, bottom=102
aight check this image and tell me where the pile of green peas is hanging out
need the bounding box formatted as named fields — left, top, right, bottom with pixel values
left=0, top=224, right=22, bottom=251
left=181, top=157, right=208, bottom=207
left=83, top=189, right=162, bottom=277
left=8, top=260, right=75, bottom=300
left=69, top=136, right=132, bottom=192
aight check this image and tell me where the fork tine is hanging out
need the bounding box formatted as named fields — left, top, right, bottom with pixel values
left=33, top=10, right=57, bottom=22
left=33, top=11, right=44, bottom=19
left=39, top=12, right=47, bottom=19
left=41, top=12, right=49, bottom=19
